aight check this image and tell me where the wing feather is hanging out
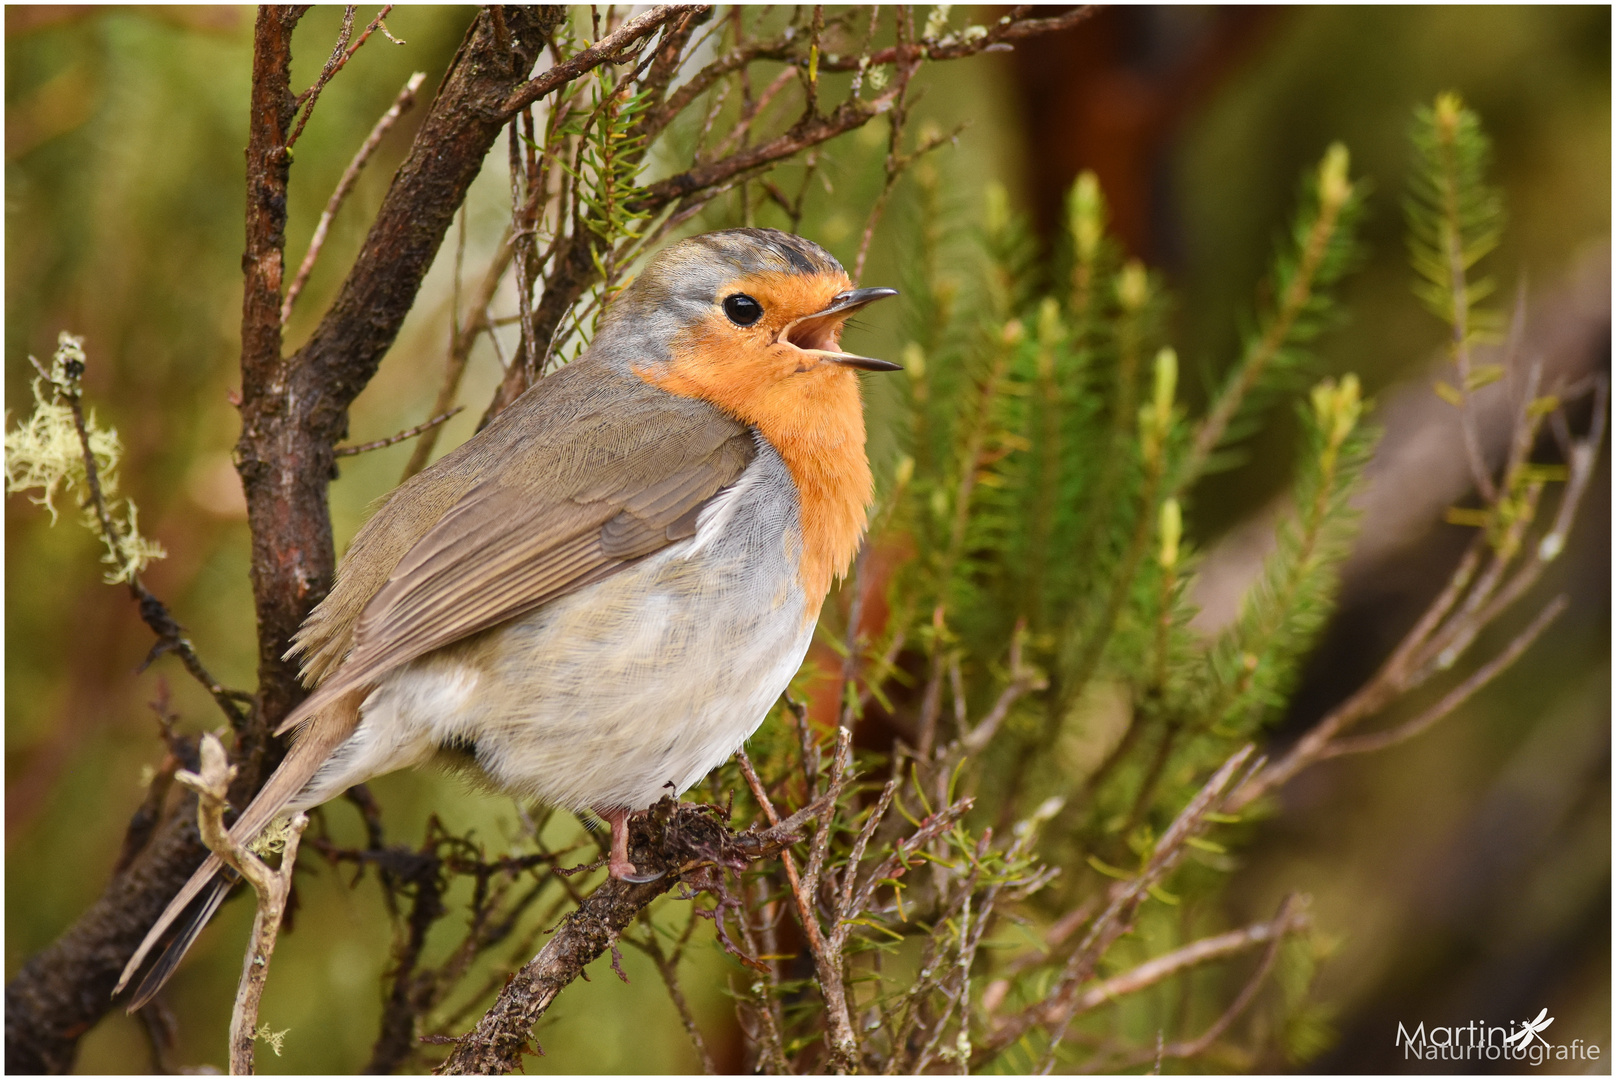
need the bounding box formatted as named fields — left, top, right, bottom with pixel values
left=276, top=377, right=755, bottom=736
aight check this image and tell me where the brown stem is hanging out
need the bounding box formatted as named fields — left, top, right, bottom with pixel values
left=282, top=70, right=427, bottom=326
left=437, top=800, right=824, bottom=1074
left=237, top=6, right=556, bottom=736
left=334, top=406, right=462, bottom=457
left=500, top=5, right=699, bottom=116
left=4, top=12, right=558, bottom=1071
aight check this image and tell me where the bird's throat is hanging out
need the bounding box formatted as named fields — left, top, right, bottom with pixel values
left=638, top=361, right=871, bottom=609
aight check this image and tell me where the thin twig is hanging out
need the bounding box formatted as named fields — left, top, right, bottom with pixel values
left=174, top=734, right=308, bottom=1076
left=1043, top=895, right=1308, bottom=1023
left=636, top=921, right=717, bottom=1074
left=501, top=6, right=700, bottom=116
left=47, top=351, right=250, bottom=729
left=975, top=747, right=1256, bottom=1067
left=334, top=407, right=463, bottom=457
left=1318, top=595, right=1567, bottom=760
left=283, top=71, right=427, bottom=326
left=1084, top=898, right=1298, bottom=1073
left=403, top=232, right=516, bottom=480
left=287, top=5, right=402, bottom=150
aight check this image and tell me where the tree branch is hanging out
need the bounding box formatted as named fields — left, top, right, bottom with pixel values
left=500, top=5, right=702, bottom=116
left=174, top=734, right=307, bottom=1076
left=436, top=798, right=825, bottom=1074
left=4, top=11, right=561, bottom=1071
left=282, top=70, right=428, bottom=326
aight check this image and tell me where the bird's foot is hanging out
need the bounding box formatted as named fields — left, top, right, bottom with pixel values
left=596, top=805, right=667, bottom=884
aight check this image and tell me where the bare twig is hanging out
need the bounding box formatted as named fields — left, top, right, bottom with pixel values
left=334, top=406, right=463, bottom=457
left=287, top=5, right=402, bottom=150
left=48, top=356, right=252, bottom=730
left=975, top=747, right=1257, bottom=1067
left=283, top=71, right=427, bottom=326
left=437, top=798, right=825, bottom=1074
left=174, top=734, right=307, bottom=1076
left=403, top=230, right=516, bottom=480
left=736, top=742, right=862, bottom=1072
left=1317, top=595, right=1567, bottom=761
left=634, top=918, right=717, bottom=1074
left=1084, top=898, right=1298, bottom=1073
left=959, top=626, right=1047, bottom=756
left=501, top=6, right=701, bottom=116
left=1014, top=895, right=1310, bottom=1026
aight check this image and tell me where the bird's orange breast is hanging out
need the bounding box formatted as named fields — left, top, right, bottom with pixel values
left=636, top=325, right=871, bottom=609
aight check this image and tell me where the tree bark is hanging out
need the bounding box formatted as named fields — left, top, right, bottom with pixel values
left=4, top=9, right=560, bottom=1072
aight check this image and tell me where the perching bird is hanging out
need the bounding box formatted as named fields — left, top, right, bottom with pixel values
left=116, top=228, right=899, bottom=1009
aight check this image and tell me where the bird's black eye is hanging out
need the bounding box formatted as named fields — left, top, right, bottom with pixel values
left=723, top=293, right=763, bottom=326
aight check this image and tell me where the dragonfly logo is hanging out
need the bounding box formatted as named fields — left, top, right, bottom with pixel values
left=1395, top=1011, right=1599, bottom=1066
left=1503, top=1008, right=1554, bottom=1050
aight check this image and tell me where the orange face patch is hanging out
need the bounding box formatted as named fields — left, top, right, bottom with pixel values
left=635, top=270, right=873, bottom=609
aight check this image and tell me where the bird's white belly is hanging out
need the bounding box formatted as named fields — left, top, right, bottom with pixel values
left=457, top=548, right=815, bottom=810
left=303, top=536, right=814, bottom=812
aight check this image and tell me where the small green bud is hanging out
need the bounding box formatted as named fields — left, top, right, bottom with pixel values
left=893, top=455, right=915, bottom=489
left=984, top=182, right=1010, bottom=239
left=1310, top=373, right=1363, bottom=447
left=1152, top=347, right=1178, bottom=423
left=1318, top=142, right=1352, bottom=208
left=902, top=342, right=926, bottom=381
left=1116, top=260, right=1148, bottom=312
left=1158, top=498, right=1182, bottom=570
left=1067, top=171, right=1106, bottom=261
left=1433, top=90, right=1464, bottom=134
left=1037, top=297, right=1064, bottom=345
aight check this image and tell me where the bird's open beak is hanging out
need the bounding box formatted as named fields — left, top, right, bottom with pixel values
left=782, top=287, right=903, bottom=371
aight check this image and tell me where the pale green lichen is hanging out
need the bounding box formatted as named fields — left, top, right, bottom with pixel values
left=4, top=332, right=167, bottom=583
left=248, top=814, right=299, bottom=858
left=254, top=1022, right=290, bottom=1057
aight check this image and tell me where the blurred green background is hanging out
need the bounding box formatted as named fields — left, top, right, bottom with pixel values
left=6, top=6, right=1608, bottom=1073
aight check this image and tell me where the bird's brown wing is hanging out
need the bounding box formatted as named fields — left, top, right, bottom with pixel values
left=275, top=392, right=755, bottom=736
left=124, top=377, right=757, bottom=1009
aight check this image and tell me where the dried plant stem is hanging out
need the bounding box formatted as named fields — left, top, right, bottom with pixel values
left=174, top=734, right=308, bottom=1076
left=283, top=71, right=427, bottom=326
left=50, top=362, right=250, bottom=730
left=403, top=231, right=516, bottom=480
left=1234, top=379, right=1605, bottom=810
left=438, top=798, right=830, bottom=1074
left=287, top=5, right=402, bottom=150
left=1316, top=594, right=1567, bottom=760
left=634, top=919, right=717, bottom=1074
left=975, top=746, right=1257, bottom=1067
left=334, top=406, right=462, bottom=457
left=1093, top=898, right=1297, bottom=1073
left=737, top=737, right=862, bottom=1073
left=502, top=6, right=698, bottom=116
left=1045, top=895, right=1305, bottom=1023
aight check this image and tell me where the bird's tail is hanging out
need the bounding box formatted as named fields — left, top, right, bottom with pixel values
left=126, top=873, right=233, bottom=1011
left=115, top=691, right=363, bottom=1009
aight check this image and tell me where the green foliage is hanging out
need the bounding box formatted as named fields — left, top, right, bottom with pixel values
left=1189, top=142, right=1368, bottom=481
left=1405, top=92, right=1506, bottom=351
left=782, top=135, right=1384, bottom=1069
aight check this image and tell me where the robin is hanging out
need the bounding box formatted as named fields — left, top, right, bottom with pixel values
left=116, top=227, right=900, bottom=1008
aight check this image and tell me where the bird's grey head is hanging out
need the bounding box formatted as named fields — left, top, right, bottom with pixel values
left=590, top=229, right=850, bottom=366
